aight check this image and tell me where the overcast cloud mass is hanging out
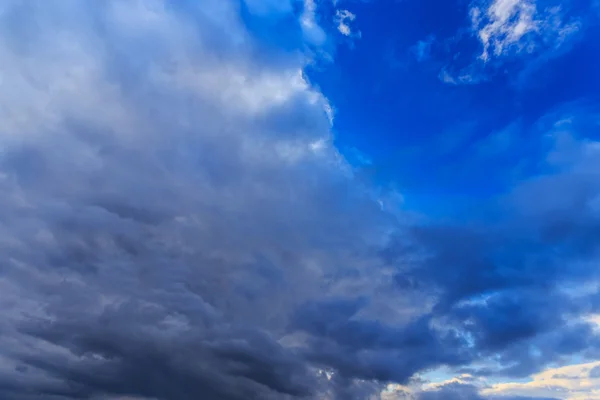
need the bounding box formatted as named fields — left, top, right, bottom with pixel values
left=0, top=0, right=599, bottom=399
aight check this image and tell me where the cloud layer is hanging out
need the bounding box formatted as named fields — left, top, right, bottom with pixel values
left=0, top=1, right=599, bottom=400
left=0, top=1, right=394, bottom=398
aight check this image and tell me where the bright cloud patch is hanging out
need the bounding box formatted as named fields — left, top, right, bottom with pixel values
left=483, top=361, right=600, bottom=399
left=470, top=0, right=581, bottom=60
left=335, top=9, right=358, bottom=37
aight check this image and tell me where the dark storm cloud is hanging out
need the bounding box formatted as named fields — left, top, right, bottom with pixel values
left=14, top=309, right=317, bottom=400
left=0, top=0, right=393, bottom=399
left=292, top=301, right=471, bottom=383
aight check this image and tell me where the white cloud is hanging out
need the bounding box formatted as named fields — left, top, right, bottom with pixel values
left=472, top=0, right=538, bottom=61
left=335, top=9, right=358, bottom=37
left=386, top=362, right=600, bottom=400
left=421, top=374, right=481, bottom=391
left=482, top=361, right=600, bottom=399
left=470, top=0, right=581, bottom=61
left=301, top=0, right=327, bottom=45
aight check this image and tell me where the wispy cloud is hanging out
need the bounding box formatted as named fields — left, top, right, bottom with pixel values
left=470, top=0, right=581, bottom=61
left=483, top=361, right=600, bottom=399
left=301, top=0, right=327, bottom=45
left=439, top=0, right=584, bottom=85
left=411, top=35, right=435, bottom=62
left=438, top=67, right=481, bottom=85
left=335, top=9, right=360, bottom=38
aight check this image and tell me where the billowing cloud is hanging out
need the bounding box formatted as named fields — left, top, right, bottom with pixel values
left=0, top=0, right=395, bottom=399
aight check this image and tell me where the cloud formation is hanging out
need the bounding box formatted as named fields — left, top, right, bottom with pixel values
left=381, top=379, right=560, bottom=400
left=335, top=9, right=359, bottom=37
left=439, top=0, right=587, bottom=85
left=470, top=0, right=581, bottom=61
left=0, top=0, right=599, bottom=399
left=482, top=361, right=600, bottom=399
left=384, top=114, right=600, bottom=379
left=0, top=0, right=394, bottom=398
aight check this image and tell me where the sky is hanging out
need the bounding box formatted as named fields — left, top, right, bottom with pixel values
left=0, top=0, right=599, bottom=399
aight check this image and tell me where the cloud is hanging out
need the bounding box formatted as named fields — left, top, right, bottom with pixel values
left=438, top=66, right=482, bottom=85
left=301, top=0, right=327, bottom=45
left=439, top=0, right=585, bottom=85
left=335, top=9, right=359, bottom=37
left=418, top=382, right=486, bottom=400
left=384, top=112, right=600, bottom=379
left=482, top=361, right=600, bottom=399
left=0, top=0, right=397, bottom=399
left=1, top=1, right=600, bottom=399
left=382, top=380, right=560, bottom=400
left=471, top=0, right=537, bottom=61
left=470, top=0, right=581, bottom=61
left=411, top=36, right=435, bottom=62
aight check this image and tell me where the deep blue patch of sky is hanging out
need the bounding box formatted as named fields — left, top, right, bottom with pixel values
left=303, top=0, right=600, bottom=212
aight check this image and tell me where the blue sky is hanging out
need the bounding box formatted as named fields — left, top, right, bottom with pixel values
left=309, top=0, right=600, bottom=209
left=0, top=0, right=600, bottom=399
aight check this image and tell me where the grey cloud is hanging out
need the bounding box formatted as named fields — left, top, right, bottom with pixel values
left=0, top=0, right=398, bottom=399
left=14, top=308, right=317, bottom=400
